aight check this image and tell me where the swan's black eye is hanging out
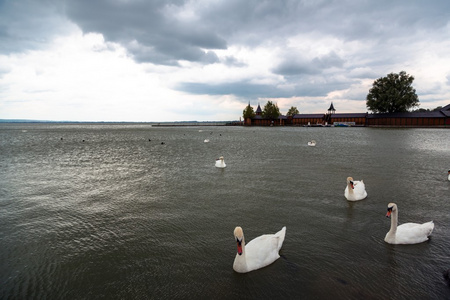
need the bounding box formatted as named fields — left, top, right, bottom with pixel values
left=387, top=207, right=393, bottom=212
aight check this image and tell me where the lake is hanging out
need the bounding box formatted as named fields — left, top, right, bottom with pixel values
left=1, top=124, right=449, bottom=299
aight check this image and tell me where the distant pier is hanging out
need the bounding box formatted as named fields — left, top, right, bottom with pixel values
left=151, top=121, right=241, bottom=126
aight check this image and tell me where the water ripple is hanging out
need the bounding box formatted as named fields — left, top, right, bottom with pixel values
left=1, top=125, right=449, bottom=299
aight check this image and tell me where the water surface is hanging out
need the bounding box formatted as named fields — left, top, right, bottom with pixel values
left=1, top=124, right=449, bottom=299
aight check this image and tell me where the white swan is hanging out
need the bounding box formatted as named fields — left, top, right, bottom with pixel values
left=204, top=139, right=210, bottom=143
left=384, top=203, right=434, bottom=245
left=308, top=140, right=316, bottom=147
left=344, top=177, right=367, bottom=201
left=233, top=226, right=286, bottom=273
left=215, top=156, right=226, bottom=168
left=448, top=169, right=450, bottom=181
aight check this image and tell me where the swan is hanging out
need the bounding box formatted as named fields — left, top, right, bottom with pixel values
left=215, top=156, right=226, bottom=168
left=384, top=203, right=434, bottom=245
left=308, top=140, right=316, bottom=146
left=344, top=177, right=367, bottom=201
left=204, top=139, right=210, bottom=143
left=233, top=226, right=286, bottom=273
left=448, top=169, right=450, bottom=181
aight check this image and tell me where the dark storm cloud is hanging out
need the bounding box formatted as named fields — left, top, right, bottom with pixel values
left=193, top=0, right=450, bottom=45
left=64, top=0, right=226, bottom=65
left=4, top=0, right=450, bottom=59
left=2, top=0, right=450, bottom=101
left=273, top=51, right=345, bottom=76
left=176, top=77, right=352, bottom=102
left=176, top=81, right=285, bottom=98
left=0, top=0, right=70, bottom=54
left=222, top=56, right=247, bottom=68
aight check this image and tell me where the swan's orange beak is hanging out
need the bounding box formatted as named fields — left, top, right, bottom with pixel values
left=386, top=210, right=391, bottom=218
left=236, top=239, right=243, bottom=255
left=350, top=181, right=354, bottom=189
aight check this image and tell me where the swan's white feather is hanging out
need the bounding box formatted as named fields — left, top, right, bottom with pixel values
left=233, top=226, right=286, bottom=273
left=344, top=177, right=367, bottom=201
left=384, top=203, right=434, bottom=245
left=215, top=156, right=226, bottom=168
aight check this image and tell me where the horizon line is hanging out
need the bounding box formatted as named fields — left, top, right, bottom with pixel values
left=0, top=119, right=239, bottom=124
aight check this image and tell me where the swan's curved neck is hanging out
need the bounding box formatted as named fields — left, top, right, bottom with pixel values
left=233, top=239, right=248, bottom=272
left=239, top=239, right=246, bottom=257
left=347, top=182, right=354, bottom=194
left=388, top=209, right=398, bottom=235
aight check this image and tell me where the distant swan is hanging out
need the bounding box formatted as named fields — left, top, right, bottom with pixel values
left=344, top=177, right=367, bottom=201
left=308, top=140, right=316, bottom=146
left=384, top=203, right=434, bottom=245
left=448, top=169, right=450, bottom=181
left=204, top=139, right=210, bottom=143
left=233, top=226, right=286, bottom=273
left=215, top=156, right=226, bottom=168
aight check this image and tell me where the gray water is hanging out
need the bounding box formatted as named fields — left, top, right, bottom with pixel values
left=0, top=124, right=449, bottom=299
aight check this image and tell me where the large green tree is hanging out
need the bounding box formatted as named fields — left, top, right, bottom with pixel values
left=262, top=101, right=281, bottom=119
left=243, top=103, right=255, bottom=119
left=366, top=71, right=419, bottom=113
left=286, top=106, right=299, bottom=116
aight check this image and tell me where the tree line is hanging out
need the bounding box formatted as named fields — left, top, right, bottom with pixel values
left=243, top=71, right=441, bottom=119
left=243, top=101, right=299, bottom=120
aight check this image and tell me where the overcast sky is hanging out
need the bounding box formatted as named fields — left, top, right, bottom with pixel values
left=1, top=0, right=450, bottom=122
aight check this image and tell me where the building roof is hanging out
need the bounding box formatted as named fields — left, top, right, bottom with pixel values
left=328, top=102, right=336, bottom=112
left=439, top=104, right=450, bottom=117
left=365, top=103, right=450, bottom=119
left=367, top=110, right=446, bottom=119
left=292, top=114, right=324, bottom=119
left=331, top=113, right=367, bottom=118
left=253, top=103, right=450, bottom=121
left=252, top=115, right=287, bottom=120
left=292, top=113, right=367, bottom=119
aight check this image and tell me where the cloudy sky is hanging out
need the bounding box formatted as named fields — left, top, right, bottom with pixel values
left=1, top=0, right=450, bottom=122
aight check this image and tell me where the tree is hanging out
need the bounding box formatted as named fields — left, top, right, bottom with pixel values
left=412, top=108, right=429, bottom=113
left=243, top=103, right=255, bottom=119
left=366, top=71, right=419, bottom=113
left=262, top=101, right=281, bottom=119
left=286, top=106, right=299, bottom=117
left=412, top=106, right=443, bottom=113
